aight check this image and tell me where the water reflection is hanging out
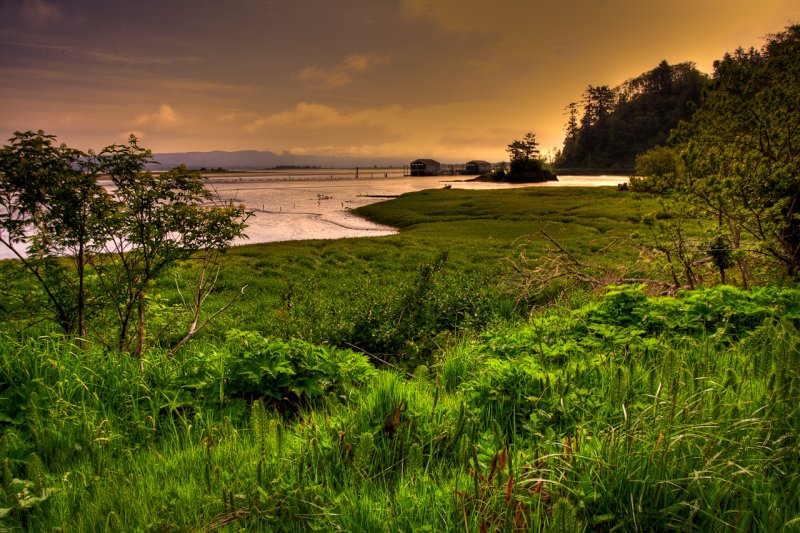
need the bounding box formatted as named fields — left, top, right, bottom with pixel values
left=0, top=173, right=629, bottom=259
left=206, top=173, right=629, bottom=246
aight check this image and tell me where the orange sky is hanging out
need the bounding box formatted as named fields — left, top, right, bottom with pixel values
left=1, top=0, right=798, bottom=163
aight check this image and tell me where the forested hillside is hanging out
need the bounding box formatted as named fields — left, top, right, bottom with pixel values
left=556, top=60, right=707, bottom=170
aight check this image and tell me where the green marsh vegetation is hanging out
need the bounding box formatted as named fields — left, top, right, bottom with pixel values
left=2, top=181, right=798, bottom=531
left=2, top=24, right=800, bottom=532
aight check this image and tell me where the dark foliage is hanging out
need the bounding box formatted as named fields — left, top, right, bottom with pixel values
left=557, top=60, right=707, bottom=169
left=675, top=25, right=800, bottom=278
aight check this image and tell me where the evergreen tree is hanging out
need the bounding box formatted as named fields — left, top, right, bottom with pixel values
left=556, top=61, right=707, bottom=169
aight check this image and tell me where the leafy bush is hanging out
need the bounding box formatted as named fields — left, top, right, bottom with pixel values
left=463, top=284, right=800, bottom=441
left=580, top=284, right=800, bottom=340
left=631, top=145, right=683, bottom=192
left=220, top=330, right=377, bottom=412
left=347, top=251, right=495, bottom=364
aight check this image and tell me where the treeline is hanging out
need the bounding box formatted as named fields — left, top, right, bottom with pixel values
left=633, top=24, right=800, bottom=280
left=555, top=60, right=707, bottom=170
left=552, top=23, right=800, bottom=281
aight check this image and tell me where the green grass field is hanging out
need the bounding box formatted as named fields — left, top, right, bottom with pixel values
left=201, top=187, right=666, bottom=352
left=1, top=187, right=798, bottom=531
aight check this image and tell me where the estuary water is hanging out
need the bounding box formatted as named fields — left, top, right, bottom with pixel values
left=207, top=172, right=629, bottom=247
left=0, top=172, right=628, bottom=259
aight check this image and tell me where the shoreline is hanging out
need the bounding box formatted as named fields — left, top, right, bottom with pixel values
left=1, top=174, right=630, bottom=259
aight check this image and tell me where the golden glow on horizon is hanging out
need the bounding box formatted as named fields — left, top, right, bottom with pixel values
left=0, top=0, right=798, bottom=162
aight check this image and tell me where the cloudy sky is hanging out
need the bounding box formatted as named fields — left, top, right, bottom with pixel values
left=1, top=0, right=797, bottom=163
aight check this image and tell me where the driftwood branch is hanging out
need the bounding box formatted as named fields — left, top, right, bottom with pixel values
left=169, top=249, right=247, bottom=356
left=504, top=230, right=680, bottom=302
left=170, top=284, right=247, bottom=357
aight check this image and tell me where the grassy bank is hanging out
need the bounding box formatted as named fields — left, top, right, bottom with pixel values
left=2, top=186, right=797, bottom=530
left=205, top=187, right=665, bottom=356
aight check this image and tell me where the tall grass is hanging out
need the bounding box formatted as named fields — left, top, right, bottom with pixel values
left=2, top=285, right=798, bottom=530
left=1, top=188, right=798, bottom=530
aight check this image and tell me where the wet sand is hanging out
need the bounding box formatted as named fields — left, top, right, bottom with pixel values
left=207, top=173, right=629, bottom=246
left=0, top=173, right=628, bottom=259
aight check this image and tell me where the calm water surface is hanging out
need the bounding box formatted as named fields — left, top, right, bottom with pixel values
left=207, top=172, right=629, bottom=247
left=0, top=172, right=628, bottom=259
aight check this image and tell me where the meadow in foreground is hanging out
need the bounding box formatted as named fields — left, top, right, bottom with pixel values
left=1, top=187, right=798, bottom=531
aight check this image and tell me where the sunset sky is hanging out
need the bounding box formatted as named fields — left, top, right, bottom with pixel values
left=1, top=0, right=798, bottom=164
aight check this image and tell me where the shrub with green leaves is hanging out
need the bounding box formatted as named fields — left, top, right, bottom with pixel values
left=220, top=330, right=377, bottom=411
left=464, top=284, right=800, bottom=441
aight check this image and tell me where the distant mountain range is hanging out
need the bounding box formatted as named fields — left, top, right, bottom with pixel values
left=149, top=150, right=412, bottom=170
